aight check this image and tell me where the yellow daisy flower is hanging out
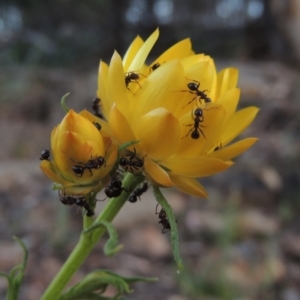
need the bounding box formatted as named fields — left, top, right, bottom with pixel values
left=40, top=109, right=117, bottom=195
left=96, top=29, right=258, bottom=198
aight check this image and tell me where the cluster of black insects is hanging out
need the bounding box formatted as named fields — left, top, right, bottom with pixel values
left=59, top=191, right=94, bottom=216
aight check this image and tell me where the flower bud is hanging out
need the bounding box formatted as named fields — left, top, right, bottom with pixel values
left=40, top=109, right=117, bottom=195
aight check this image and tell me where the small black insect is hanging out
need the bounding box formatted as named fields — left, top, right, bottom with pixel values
left=125, top=72, right=141, bottom=89
left=40, top=149, right=51, bottom=161
left=71, top=155, right=105, bottom=177
left=59, top=191, right=95, bottom=216
left=104, top=174, right=127, bottom=198
left=93, top=122, right=101, bottom=131
left=156, top=204, right=171, bottom=234
left=119, top=148, right=145, bottom=173
left=128, top=182, right=148, bottom=203
left=182, top=80, right=211, bottom=106
left=92, top=97, right=104, bottom=119
left=184, top=108, right=206, bottom=140
left=150, top=62, right=160, bottom=72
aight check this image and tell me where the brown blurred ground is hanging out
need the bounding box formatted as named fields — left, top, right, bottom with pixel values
left=0, top=59, right=300, bottom=300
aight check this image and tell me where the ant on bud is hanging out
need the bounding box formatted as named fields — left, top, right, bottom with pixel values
left=59, top=191, right=94, bottom=217
left=71, top=155, right=105, bottom=177
left=40, top=149, right=51, bottom=161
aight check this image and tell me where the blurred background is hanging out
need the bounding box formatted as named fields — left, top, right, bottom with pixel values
left=0, top=0, right=300, bottom=299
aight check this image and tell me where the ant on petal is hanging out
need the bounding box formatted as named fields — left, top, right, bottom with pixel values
left=182, top=79, right=211, bottom=107
left=183, top=108, right=206, bottom=140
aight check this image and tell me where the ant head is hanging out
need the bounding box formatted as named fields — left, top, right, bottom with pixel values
left=119, top=157, right=129, bottom=167
left=194, top=108, right=203, bottom=117
left=72, top=165, right=85, bottom=177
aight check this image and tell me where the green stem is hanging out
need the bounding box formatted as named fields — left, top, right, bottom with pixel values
left=41, top=173, right=144, bottom=300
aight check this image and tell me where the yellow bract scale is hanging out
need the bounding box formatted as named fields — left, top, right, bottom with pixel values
left=128, top=28, right=159, bottom=72
left=148, top=38, right=193, bottom=73
left=134, top=108, right=180, bottom=160
left=132, top=60, right=185, bottom=120
left=169, top=175, right=208, bottom=198
left=123, top=35, right=144, bottom=71
left=221, top=107, right=260, bottom=146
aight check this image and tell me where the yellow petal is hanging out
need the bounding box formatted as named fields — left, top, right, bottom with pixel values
left=149, top=38, right=192, bottom=71
left=209, top=88, right=240, bottom=144
left=128, top=29, right=159, bottom=72
left=108, top=51, right=130, bottom=117
left=144, top=157, right=174, bottom=187
left=216, top=68, right=239, bottom=100
left=221, top=107, right=259, bottom=146
left=123, top=35, right=144, bottom=71
left=59, top=110, right=104, bottom=149
left=208, top=138, right=258, bottom=160
left=79, top=109, right=112, bottom=136
left=40, top=160, right=71, bottom=185
left=97, top=60, right=110, bottom=118
left=109, top=104, right=137, bottom=145
left=176, top=103, right=226, bottom=157
left=134, top=108, right=180, bottom=160
left=133, top=60, right=185, bottom=119
left=170, top=175, right=208, bottom=198
left=56, top=131, right=104, bottom=185
left=163, top=156, right=233, bottom=177
left=98, top=147, right=118, bottom=179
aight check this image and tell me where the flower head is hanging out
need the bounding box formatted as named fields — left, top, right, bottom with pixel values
left=40, top=109, right=117, bottom=195
left=97, top=29, right=259, bottom=198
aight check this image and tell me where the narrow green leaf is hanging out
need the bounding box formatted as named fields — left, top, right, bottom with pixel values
left=152, top=186, right=184, bottom=271
left=61, top=93, right=70, bottom=113
left=83, top=221, right=123, bottom=256
left=118, top=140, right=140, bottom=152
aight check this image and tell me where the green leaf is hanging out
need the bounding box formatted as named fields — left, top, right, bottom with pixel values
left=0, top=237, right=28, bottom=300
left=61, top=93, right=70, bottom=113
left=152, top=186, right=184, bottom=272
left=59, top=270, right=157, bottom=300
left=83, top=221, right=123, bottom=256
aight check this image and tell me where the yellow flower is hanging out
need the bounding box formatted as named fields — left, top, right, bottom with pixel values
left=40, top=109, right=117, bottom=195
left=97, top=29, right=259, bottom=198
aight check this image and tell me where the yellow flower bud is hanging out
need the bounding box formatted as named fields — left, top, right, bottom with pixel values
left=40, top=109, right=117, bottom=195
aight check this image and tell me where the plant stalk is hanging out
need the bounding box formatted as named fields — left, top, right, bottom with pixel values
left=41, top=172, right=143, bottom=300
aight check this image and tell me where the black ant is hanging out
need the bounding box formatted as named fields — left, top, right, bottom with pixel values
left=92, top=97, right=104, bottom=119
left=93, top=122, right=101, bottom=131
left=40, top=149, right=51, bottom=161
left=184, top=108, right=206, bottom=140
left=119, top=148, right=145, bottom=173
left=150, top=63, right=160, bottom=72
left=72, top=155, right=105, bottom=177
left=156, top=204, right=171, bottom=234
left=182, top=80, right=211, bottom=106
left=125, top=72, right=145, bottom=90
left=59, top=191, right=94, bottom=216
left=104, top=174, right=128, bottom=198
left=128, top=182, right=148, bottom=203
